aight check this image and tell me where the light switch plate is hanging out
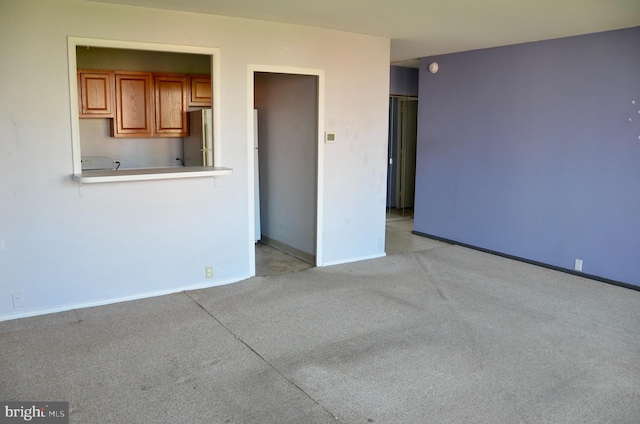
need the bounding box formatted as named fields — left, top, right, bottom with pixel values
left=325, top=132, right=336, bottom=143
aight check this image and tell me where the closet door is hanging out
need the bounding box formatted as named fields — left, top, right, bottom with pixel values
left=397, top=98, right=418, bottom=209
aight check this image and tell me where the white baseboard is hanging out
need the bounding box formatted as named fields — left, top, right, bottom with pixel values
left=260, top=235, right=315, bottom=264
left=321, top=252, right=386, bottom=267
left=0, top=275, right=250, bottom=323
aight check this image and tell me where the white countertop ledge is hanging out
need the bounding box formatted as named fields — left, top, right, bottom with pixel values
left=73, top=166, right=233, bottom=183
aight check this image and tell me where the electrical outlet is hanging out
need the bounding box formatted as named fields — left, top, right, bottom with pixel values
left=12, top=293, right=23, bottom=308
left=205, top=266, right=214, bottom=279
left=574, top=259, right=583, bottom=272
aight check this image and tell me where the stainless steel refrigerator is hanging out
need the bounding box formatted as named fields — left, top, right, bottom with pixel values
left=183, top=108, right=212, bottom=166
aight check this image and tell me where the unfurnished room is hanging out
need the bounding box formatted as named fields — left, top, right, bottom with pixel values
left=1, top=0, right=639, bottom=422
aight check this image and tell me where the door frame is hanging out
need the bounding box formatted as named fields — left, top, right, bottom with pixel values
left=247, top=65, right=325, bottom=276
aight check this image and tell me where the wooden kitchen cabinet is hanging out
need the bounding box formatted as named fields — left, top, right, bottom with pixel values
left=77, top=70, right=114, bottom=118
left=112, top=72, right=154, bottom=137
left=80, top=69, right=196, bottom=138
left=188, top=75, right=211, bottom=107
left=154, top=74, right=188, bottom=137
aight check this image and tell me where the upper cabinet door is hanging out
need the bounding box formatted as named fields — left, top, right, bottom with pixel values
left=154, top=74, right=188, bottom=137
left=189, top=75, right=211, bottom=107
left=113, top=72, right=154, bottom=137
left=78, top=70, right=114, bottom=118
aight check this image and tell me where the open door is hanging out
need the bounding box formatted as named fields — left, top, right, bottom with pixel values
left=387, top=96, right=418, bottom=214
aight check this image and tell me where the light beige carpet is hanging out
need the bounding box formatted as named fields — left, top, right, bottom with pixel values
left=2, top=245, right=639, bottom=423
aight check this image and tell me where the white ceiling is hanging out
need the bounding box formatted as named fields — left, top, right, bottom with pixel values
left=86, top=0, right=640, bottom=65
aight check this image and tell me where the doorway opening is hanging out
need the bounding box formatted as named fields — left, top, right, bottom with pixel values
left=253, top=71, right=320, bottom=277
left=387, top=96, right=418, bottom=218
left=385, top=96, right=419, bottom=254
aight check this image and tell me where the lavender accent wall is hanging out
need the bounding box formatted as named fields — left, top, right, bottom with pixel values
left=390, top=65, right=419, bottom=97
left=414, top=27, right=640, bottom=287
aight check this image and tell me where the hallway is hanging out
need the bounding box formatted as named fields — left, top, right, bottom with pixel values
left=255, top=210, right=449, bottom=276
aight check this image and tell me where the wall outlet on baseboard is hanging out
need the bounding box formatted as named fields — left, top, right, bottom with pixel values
left=574, top=259, right=583, bottom=272
left=205, top=266, right=214, bottom=279
left=12, top=293, right=24, bottom=308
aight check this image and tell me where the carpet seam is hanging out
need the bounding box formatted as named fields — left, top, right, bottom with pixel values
left=183, top=291, right=343, bottom=423
left=408, top=251, right=448, bottom=301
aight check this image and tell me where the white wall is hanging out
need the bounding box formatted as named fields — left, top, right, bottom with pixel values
left=0, top=0, right=390, bottom=320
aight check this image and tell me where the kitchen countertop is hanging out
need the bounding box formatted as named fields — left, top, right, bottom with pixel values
left=73, top=166, right=233, bottom=183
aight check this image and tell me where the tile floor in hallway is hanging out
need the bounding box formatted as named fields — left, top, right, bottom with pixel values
left=255, top=242, right=315, bottom=277
left=255, top=209, right=450, bottom=276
